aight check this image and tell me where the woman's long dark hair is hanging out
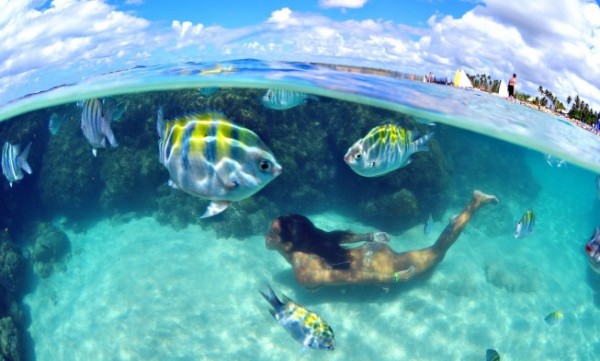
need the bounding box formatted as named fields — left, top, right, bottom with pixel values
left=276, top=214, right=352, bottom=269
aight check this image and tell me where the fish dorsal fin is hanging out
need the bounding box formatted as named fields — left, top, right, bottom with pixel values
left=201, top=201, right=230, bottom=218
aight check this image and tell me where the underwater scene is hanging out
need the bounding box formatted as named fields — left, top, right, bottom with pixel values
left=1, top=60, right=600, bottom=361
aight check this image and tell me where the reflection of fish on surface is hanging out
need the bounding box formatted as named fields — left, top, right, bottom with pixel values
left=2, top=142, right=33, bottom=187
left=545, top=154, right=567, bottom=168
left=80, top=99, right=119, bottom=157
left=199, top=65, right=234, bottom=75
left=157, top=111, right=282, bottom=218
left=514, top=210, right=535, bottom=239
left=544, top=311, right=564, bottom=325
left=261, top=88, right=316, bottom=110
left=344, top=124, right=433, bottom=177
left=486, top=349, right=500, bottom=361
left=585, top=228, right=600, bottom=273
left=260, top=284, right=335, bottom=351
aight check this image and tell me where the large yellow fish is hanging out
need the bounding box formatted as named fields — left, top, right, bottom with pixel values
left=157, top=111, right=282, bottom=218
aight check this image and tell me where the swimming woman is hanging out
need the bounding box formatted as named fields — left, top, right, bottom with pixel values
left=265, top=190, right=499, bottom=288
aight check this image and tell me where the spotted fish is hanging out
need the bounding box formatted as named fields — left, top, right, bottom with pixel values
left=2, top=142, right=32, bottom=187
left=80, top=98, right=118, bottom=157
left=260, top=285, right=335, bottom=351
left=514, top=210, right=535, bottom=239
left=344, top=124, right=433, bottom=177
left=157, top=112, right=282, bottom=218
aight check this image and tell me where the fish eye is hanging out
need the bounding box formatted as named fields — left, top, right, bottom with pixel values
left=355, top=153, right=362, bottom=159
left=371, top=161, right=376, bottom=167
left=259, top=159, right=272, bottom=172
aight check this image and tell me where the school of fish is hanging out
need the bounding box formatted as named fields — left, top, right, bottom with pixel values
left=7, top=88, right=597, bottom=357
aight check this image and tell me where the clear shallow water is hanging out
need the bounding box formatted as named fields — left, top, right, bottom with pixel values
left=0, top=60, right=599, bottom=361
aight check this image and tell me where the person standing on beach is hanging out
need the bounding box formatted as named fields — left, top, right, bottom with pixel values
left=508, top=73, right=517, bottom=100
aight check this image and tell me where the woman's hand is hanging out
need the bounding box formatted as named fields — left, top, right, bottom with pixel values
left=371, top=232, right=390, bottom=243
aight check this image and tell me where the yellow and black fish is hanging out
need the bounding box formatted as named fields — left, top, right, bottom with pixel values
left=157, top=111, right=282, bottom=218
left=514, top=210, right=535, bottom=239
left=260, top=285, right=335, bottom=351
left=344, top=124, right=433, bottom=177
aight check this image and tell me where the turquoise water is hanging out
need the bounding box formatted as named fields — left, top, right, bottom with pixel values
left=1, top=61, right=600, bottom=360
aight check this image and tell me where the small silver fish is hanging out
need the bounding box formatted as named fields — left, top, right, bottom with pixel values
left=261, top=89, right=313, bottom=110
left=514, top=210, right=535, bottom=239
left=48, top=113, right=67, bottom=136
left=344, top=124, right=433, bottom=177
left=80, top=99, right=118, bottom=157
left=1, top=142, right=32, bottom=187
left=424, top=212, right=433, bottom=235
left=260, top=285, right=335, bottom=351
left=157, top=111, right=282, bottom=218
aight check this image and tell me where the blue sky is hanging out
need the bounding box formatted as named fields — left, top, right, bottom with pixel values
left=113, top=0, right=479, bottom=28
left=2, top=0, right=600, bottom=110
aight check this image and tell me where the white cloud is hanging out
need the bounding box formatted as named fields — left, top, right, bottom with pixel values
left=0, top=0, right=150, bottom=101
left=318, top=0, right=369, bottom=9
left=1, top=0, right=600, bottom=112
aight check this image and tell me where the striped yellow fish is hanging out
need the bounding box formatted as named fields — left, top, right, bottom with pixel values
left=157, top=111, right=282, bottom=218
left=260, top=285, right=335, bottom=350
left=344, top=124, right=433, bottom=177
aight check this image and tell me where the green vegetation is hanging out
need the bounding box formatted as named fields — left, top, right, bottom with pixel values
left=467, top=73, right=599, bottom=125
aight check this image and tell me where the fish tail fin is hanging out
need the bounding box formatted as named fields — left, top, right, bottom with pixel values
left=413, top=132, right=434, bottom=152
left=19, top=142, right=33, bottom=175
left=200, top=201, right=230, bottom=218
left=259, top=284, right=283, bottom=310
left=103, top=120, right=118, bottom=148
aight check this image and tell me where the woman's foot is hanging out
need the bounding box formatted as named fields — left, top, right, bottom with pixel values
left=472, top=190, right=499, bottom=208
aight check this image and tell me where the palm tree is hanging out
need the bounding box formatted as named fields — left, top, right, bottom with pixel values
left=567, top=95, right=572, bottom=108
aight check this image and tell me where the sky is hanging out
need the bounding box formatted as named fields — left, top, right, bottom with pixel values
left=1, top=0, right=600, bottom=110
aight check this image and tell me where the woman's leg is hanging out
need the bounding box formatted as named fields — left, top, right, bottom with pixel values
left=393, top=190, right=499, bottom=277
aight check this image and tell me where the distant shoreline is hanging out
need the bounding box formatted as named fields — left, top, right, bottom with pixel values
left=309, top=62, right=600, bottom=137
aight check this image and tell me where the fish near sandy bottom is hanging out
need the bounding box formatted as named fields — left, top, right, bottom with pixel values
left=260, top=285, right=335, bottom=351
left=157, top=112, right=282, bottom=218
left=514, top=210, right=535, bottom=239
left=80, top=98, right=118, bottom=157
left=2, top=142, right=33, bottom=187
left=344, top=124, right=433, bottom=177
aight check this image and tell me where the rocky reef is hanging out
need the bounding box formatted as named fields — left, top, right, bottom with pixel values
left=30, top=223, right=71, bottom=279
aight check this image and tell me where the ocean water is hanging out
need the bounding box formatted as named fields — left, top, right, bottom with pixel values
left=1, top=60, right=600, bottom=361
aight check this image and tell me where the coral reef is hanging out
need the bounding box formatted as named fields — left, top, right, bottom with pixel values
left=0, top=236, right=24, bottom=300
left=0, top=316, right=20, bottom=361
left=31, top=223, right=71, bottom=278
